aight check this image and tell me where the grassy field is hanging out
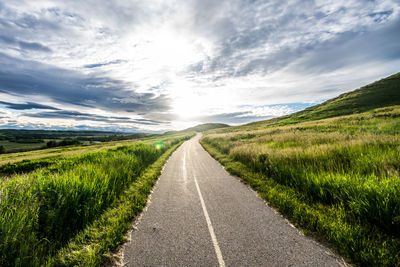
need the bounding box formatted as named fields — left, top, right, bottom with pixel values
left=0, top=133, right=192, bottom=266
left=0, top=140, right=46, bottom=153
left=0, top=138, right=152, bottom=166
left=201, top=73, right=400, bottom=266
left=0, top=129, right=150, bottom=154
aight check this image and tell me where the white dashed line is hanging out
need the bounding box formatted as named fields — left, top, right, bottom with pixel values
left=182, top=150, right=187, bottom=183
left=193, top=174, right=226, bottom=267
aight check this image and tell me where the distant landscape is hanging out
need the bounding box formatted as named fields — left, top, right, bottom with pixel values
left=0, top=129, right=151, bottom=154
left=0, top=124, right=230, bottom=155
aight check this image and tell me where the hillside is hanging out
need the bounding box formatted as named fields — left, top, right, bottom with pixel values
left=247, top=72, right=400, bottom=128
left=184, top=123, right=230, bottom=132
left=165, top=123, right=230, bottom=135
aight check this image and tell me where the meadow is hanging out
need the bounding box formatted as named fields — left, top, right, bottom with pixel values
left=201, top=105, right=400, bottom=266
left=0, top=133, right=192, bottom=266
left=0, top=140, right=46, bottom=153
left=0, top=129, right=150, bottom=154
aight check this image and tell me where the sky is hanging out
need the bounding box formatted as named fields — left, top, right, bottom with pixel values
left=0, top=0, right=399, bottom=132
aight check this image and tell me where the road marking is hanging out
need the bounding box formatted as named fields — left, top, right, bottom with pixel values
left=182, top=150, right=187, bottom=183
left=194, top=175, right=226, bottom=267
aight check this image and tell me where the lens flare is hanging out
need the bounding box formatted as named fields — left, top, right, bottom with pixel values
left=155, top=141, right=164, bottom=150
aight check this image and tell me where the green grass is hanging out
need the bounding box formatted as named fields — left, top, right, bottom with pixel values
left=0, top=133, right=192, bottom=266
left=0, top=140, right=45, bottom=153
left=47, top=138, right=187, bottom=266
left=0, top=137, right=157, bottom=165
left=201, top=105, right=400, bottom=266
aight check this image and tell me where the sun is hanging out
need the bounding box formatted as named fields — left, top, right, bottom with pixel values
left=172, top=95, right=203, bottom=120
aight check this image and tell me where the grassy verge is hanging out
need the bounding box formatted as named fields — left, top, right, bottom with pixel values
left=47, top=139, right=186, bottom=266
left=200, top=107, right=400, bottom=266
left=0, top=134, right=192, bottom=266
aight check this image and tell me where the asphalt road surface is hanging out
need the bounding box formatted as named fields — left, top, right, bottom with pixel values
left=122, top=134, right=342, bottom=266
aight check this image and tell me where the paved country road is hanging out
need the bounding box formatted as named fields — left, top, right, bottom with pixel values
left=122, top=134, right=343, bottom=266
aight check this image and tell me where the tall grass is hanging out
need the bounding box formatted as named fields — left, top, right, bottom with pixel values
left=201, top=106, right=400, bottom=266
left=48, top=138, right=188, bottom=266
left=0, top=135, right=190, bottom=266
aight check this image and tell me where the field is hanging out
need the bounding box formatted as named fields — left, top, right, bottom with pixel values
left=0, top=129, right=151, bottom=154
left=0, top=133, right=192, bottom=266
left=201, top=105, right=400, bottom=266
left=0, top=140, right=46, bottom=153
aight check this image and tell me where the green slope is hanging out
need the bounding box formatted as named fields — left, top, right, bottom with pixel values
left=248, top=72, right=400, bottom=128
left=184, top=123, right=230, bottom=132
left=165, top=123, right=230, bottom=134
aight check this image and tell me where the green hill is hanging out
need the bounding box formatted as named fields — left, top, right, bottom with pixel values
left=184, top=123, right=230, bottom=132
left=249, top=72, right=400, bottom=127
left=165, top=123, right=229, bottom=134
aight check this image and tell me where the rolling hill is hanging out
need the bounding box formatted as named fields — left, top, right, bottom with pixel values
left=165, top=123, right=230, bottom=135
left=247, top=72, right=400, bottom=128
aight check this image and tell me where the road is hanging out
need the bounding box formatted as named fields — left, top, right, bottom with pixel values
left=122, top=134, right=342, bottom=266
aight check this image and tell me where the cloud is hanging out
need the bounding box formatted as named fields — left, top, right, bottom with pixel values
left=181, top=103, right=314, bottom=125
left=0, top=52, right=171, bottom=116
left=0, top=0, right=399, bottom=131
left=186, top=0, right=400, bottom=79
left=18, top=40, right=52, bottom=52
left=0, top=34, right=52, bottom=52
left=0, top=101, right=59, bottom=110
left=290, top=17, right=400, bottom=74
left=83, top=59, right=126, bottom=69
left=24, top=110, right=165, bottom=125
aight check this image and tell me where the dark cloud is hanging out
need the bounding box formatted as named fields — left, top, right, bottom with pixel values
left=24, top=110, right=165, bottom=125
left=0, top=53, right=171, bottom=116
left=0, top=34, right=52, bottom=52
left=195, top=111, right=272, bottom=125
left=187, top=0, right=399, bottom=79
left=83, top=60, right=126, bottom=69
left=368, top=10, right=393, bottom=22
left=0, top=101, right=59, bottom=110
left=292, top=17, right=400, bottom=74
left=18, top=40, right=52, bottom=52
left=186, top=0, right=315, bottom=76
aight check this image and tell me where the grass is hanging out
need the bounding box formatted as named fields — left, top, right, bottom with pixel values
left=201, top=105, right=400, bottom=266
left=0, top=133, right=192, bottom=266
left=0, top=140, right=46, bottom=153
left=0, top=137, right=158, bottom=166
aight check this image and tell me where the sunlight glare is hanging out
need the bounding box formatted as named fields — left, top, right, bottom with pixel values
left=172, top=95, right=204, bottom=120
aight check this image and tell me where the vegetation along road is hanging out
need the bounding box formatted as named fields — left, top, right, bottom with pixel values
left=122, top=134, right=343, bottom=266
